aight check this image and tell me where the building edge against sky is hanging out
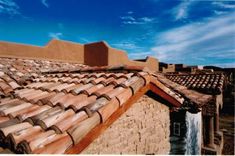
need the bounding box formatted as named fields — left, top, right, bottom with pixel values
left=0, top=39, right=158, bottom=72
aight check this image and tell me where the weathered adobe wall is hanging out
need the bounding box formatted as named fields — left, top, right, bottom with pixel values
left=108, top=47, right=129, bottom=65
left=82, top=95, right=170, bottom=154
left=128, top=56, right=159, bottom=72
left=83, top=41, right=159, bottom=71
left=0, top=40, right=159, bottom=71
left=162, top=64, right=175, bottom=73
left=0, top=39, right=84, bottom=63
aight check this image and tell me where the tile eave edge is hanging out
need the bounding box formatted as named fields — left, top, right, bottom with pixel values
left=65, top=84, right=151, bottom=154
left=149, top=82, right=183, bottom=107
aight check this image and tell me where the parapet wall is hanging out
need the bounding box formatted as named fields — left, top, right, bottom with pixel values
left=82, top=95, right=170, bottom=154
left=85, top=41, right=159, bottom=71
left=0, top=40, right=159, bottom=71
left=0, top=39, right=84, bottom=63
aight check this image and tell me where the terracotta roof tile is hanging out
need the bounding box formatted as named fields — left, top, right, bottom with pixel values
left=97, top=98, right=120, bottom=122
left=91, top=85, right=115, bottom=97
left=68, top=95, right=97, bottom=112
left=154, top=73, right=214, bottom=107
left=17, top=105, right=51, bottom=121
left=50, top=111, right=88, bottom=134
left=0, top=118, right=21, bottom=129
left=32, top=133, right=73, bottom=154
left=0, top=116, right=10, bottom=124
left=67, top=112, right=101, bottom=145
left=7, top=125, right=43, bottom=151
left=165, top=73, right=224, bottom=95
left=0, top=58, right=191, bottom=154
left=36, top=109, right=75, bottom=130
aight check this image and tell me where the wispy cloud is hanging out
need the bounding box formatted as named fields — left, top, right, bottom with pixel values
left=151, top=13, right=235, bottom=66
left=0, top=0, right=20, bottom=16
left=212, top=1, right=235, bottom=9
left=210, top=62, right=235, bottom=68
left=41, top=0, right=49, bottom=8
left=128, top=51, right=153, bottom=59
left=48, top=32, right=63, bottom=39
left=112, top=42, right=140, bottom=50
left=127, top=11, right=133, bottom=14
left=214, top=10, right=227, bottom=15
left=172, top=0, right=194, bottom=21
left=78, top=37, right=91, bottom=43
left=120, top=15, right=156, bottom=25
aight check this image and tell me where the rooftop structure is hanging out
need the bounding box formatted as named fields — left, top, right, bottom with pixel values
left=0, top=40, right=225, bottom=154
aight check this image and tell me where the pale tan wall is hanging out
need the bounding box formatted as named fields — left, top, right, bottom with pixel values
left=145, top=56, right=159, bottom=72
left=216, top=94, right=223, bottom=109
left=0, top=40, right=84, bottom=63
left=128, top=57, right=159, bottom=71
left=108, top=47, right=129, bottom=65
left=45, top=40, right=84, bottom=63
left=163, top=64, right=175, bottom=73
left=82, top=95, right=170, bottom=154
left=0, top=40, right=159, bottom=71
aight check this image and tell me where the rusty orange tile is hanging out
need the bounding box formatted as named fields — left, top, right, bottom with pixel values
left=102, top=86, right=125, bottom=100
left=18, top=105, right=51, bottom=121
left=115, top=88, right=133, bottom=105
left=81, top=84, right=104, bottom=96
left=70, top=83, right=93, bottom=95
left=97, top=98, right=119, bottom=122
left=7, top=126, right=43, bottom=150
left=51, top=111, right=88, bottom=133
left=61, top=84, right=81, bottom=93
left=57, top=94, right=87, bottom=109
left=47, top=92, right=65, bottom=106
left=8, top=104, right=40, bottom=119
left=69, top=95, right=97, bottom=112
left=33, top=133, right=73, bottom=154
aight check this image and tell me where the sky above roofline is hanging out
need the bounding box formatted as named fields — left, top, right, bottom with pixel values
left=0, top=0, right=234, bottom=68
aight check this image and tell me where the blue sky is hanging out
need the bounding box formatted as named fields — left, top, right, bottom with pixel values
left=0, top=0, right=234, bottom=67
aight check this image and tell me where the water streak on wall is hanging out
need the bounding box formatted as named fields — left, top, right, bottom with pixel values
left=185, top=111, right=202, bottom=155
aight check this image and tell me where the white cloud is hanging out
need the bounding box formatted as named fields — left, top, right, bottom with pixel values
left=79, top=38, right=91, bottom=43
left=41, top=0, right=49, bottom=8
left=210, top=62, right=235, bottom=68
left=127, top=11, right=133, bottom=14
left=112, top=42, right=140, bottom=50
left=214, top=10, right=227, bottom=15
left=120, top=16, right=135, bottom=21
left=213, top=1, right=235, bottom=9
left=172, top=0, right=194, bottom=21
left=48, top=32, right=63, bottom=39
left=120, top=15, right=156, bottom=25
left=0, top=0, right=20, bottom=15
left=140, top=17, right=154, bottom=22
left=151, top=13, right=235, bottom=65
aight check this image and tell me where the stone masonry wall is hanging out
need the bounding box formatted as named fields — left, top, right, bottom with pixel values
left=82, top=95, right=170, bottom=154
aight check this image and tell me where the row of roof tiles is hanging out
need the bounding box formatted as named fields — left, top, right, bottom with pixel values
left=165, top=73, right=224, bottom=95
left=0, top=57, right=225, bottom=154
left=0, top=57, right=86, bottom=97
left=0, top=67, right=167, bottom=154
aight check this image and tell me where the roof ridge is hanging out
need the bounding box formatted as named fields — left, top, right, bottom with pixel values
left=41, top=65, right=151, bottom=74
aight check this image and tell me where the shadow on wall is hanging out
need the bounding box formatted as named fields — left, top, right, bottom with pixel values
left=0, top=39, right=159, bottom=71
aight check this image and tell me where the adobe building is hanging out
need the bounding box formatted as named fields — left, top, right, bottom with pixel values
left=159, top=62, right=176, bottom=73
left=0, top=40, right=225, bottom=155
left=160, top=63, right=202, bottom=74
left=175, top=64, right=199, bottom=73
left=0, top=39, right=158, bottom=72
